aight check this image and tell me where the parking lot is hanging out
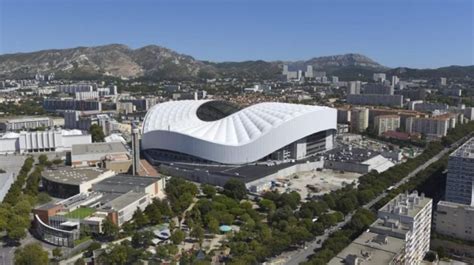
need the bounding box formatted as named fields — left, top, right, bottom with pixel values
left=274, top=169, right=361, bottom=200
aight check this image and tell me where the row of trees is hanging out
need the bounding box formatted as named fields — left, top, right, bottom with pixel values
left=302, top=122, right=474, bottom=264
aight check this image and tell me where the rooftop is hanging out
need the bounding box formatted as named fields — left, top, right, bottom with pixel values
left=328, top=231, right=405, bottom=265
left=92, top=174, right=161, bottom=194
left=450, top=137, right=474, bottom=159
left=72, top=142, right=128, bottom=156
left=43, top=167, right=111, bottom=185
left=379, top=191, right=432, bottom=218
left=100, top=191, right=147, bottom=211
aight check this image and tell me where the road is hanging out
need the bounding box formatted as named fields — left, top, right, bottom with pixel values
left=282, top=134, right=472, bottom=265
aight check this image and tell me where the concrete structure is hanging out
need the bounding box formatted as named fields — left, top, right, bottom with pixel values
left=374, top=115, right=400, bottom=136
left=463, top=107, right=474, bottom=120
left=409, top=101, right=449, bottom=113
left=0, top=129, right=91, bottom=154
left=405, top=116, right=450, bottom=140
left=391, top=75, right=400, bottom=89
left=440, top=77, right=447, bottom=86
left=445, top=137, right=474, bottom=206
left=350, top=107, right=369, bottom=133
left=337, top=108, right=351, bottom=124
left=373, top=73, right=387, bottom=83
left=131, top=126, right=140, bottom=176
left=70, top=142, right=130, bottom=168
left=347, top=81, right=361, bottom=95
left=329, top=191, right=432, bottom=265
left=56, top=84, right=94, bottom=94
left=142, top=100, right=337, bottom=165
left=0, top=117, right=53, bottom=131
left=42, top=168, right=116, bottom=198
left=347, top=94, right=403, bottom=107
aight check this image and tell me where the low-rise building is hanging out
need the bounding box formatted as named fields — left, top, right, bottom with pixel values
left=70, top=142, right=130, bottom=168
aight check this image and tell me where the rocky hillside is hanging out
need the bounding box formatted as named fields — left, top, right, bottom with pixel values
left=0, top=44, right=390, bottom=80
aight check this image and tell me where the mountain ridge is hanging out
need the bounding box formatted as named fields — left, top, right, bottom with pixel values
left=0, top=44, right=471, bottom=80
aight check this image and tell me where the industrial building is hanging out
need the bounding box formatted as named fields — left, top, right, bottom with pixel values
left=329, top=191, right=432, bottom=265
left=0, top=129, right=91, bottom=154
left=142, top=100, right=337, bottom=165
left=42, top=168, right=116, bottom=198
left=33, top=174, right=165, bottom=247
left=323, top=146, right=395, bottom=174
left=69, top=142, right=131, bottom=170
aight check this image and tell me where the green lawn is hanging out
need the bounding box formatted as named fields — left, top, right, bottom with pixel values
left=64, top=207, right=95, bottom=219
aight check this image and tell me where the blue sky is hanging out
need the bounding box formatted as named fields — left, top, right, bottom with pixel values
left=0, top=0, right=472, bottom=68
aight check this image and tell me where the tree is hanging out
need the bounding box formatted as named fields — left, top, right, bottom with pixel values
left=133, top=208, right=149, bottom=227
left=201, top=184, right=216, bottom=198
left=102, top=218, right=119, bottom=240
left=74, top=258, right=86, bottom=265
left=190, top=226, right=205, bottom=244
left=52, top=247, right=62, bottom=260
left=38, top=154, right=48, bottom=165
left=89, top=124, right=105, bottom=142
left=223, top=179, right=247, bottom=201
left=258, top=199, right=276, bottom=213
left=14, top=243, right=49, bottom=265
left=208, top=217, right=220, bottom=234
left=131, top=231, right=154, bottom=248
left=170, top=230, right=185, bottom=245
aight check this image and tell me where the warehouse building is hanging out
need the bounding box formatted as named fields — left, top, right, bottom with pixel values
left=0, top=129, right=91, bottom=154
left=69, top=142, right=131, bottom=169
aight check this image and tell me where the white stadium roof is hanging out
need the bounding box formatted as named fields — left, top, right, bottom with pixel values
left=142, top=100, right=337, bottom=164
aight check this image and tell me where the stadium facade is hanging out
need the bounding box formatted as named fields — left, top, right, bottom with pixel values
left=142, top=100, right=337, bottom=165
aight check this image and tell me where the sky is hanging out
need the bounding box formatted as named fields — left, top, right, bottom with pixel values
left=0, top=0, right=473, bottom=68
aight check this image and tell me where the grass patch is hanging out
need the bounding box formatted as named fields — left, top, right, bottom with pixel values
left=74, top=236, right=91, bottom=246
left=64, top=207, right=95, bottom=219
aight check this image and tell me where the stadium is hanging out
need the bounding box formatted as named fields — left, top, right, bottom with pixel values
left=142, top=100, right=337, bottom=188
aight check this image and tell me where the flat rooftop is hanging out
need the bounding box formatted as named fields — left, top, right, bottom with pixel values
left=43, top=167, right=109, bottom=185
left=379, top=191, right=432, bottom=218
left=328, top=231, right=405, bottom=265
left=450, top=137, right=474, bottom=159
left=324, top=146, right=379, bottom=163
left=92, top=174, right=161, bottom=194
left=100, top=191, right=147, bottom=211
left=72, top=142, right=128, bottom=156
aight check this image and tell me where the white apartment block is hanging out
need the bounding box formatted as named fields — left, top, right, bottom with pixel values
left=374, top=115, right=400, bottom=136
left=405, top=116, right=449, bottom=139
left=377, top=191, right=432, bottom=265
left=329, top=191, right=432, bottom=265
left=0, top=117, right=53, bottom=131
